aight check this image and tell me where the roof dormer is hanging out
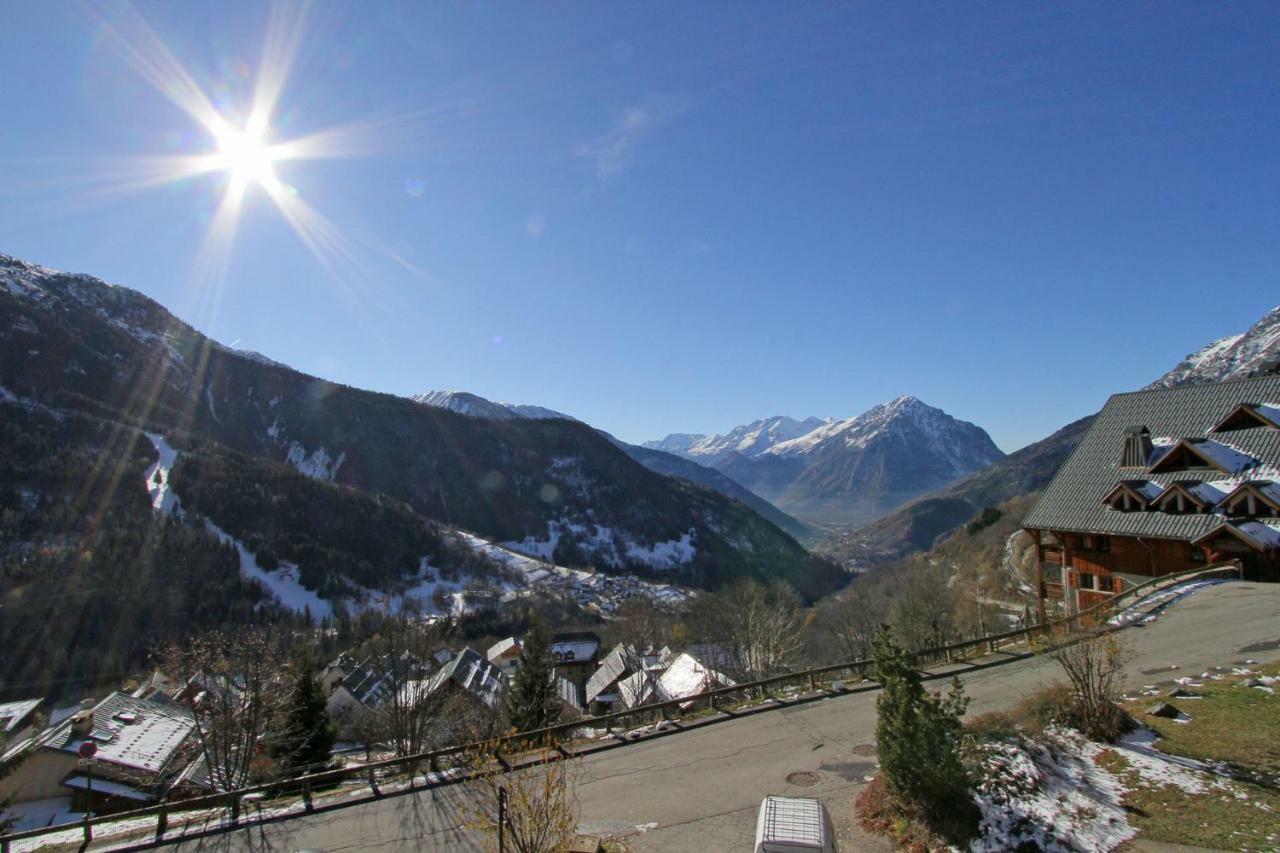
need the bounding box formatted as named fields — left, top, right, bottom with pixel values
left=1219, top=481, right=1280, bottom=519
left=1147, top=438, right=1256, bottom=476
left=1102, top=480, right=1161, bottom=512
left=1151, top=482, right=1214, bottom=515
left=1211, top=403, right=1280, bottom=433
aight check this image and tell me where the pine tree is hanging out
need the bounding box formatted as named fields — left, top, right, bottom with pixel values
left=871, top=626, right=970, bottom=822
left=504, top=616, right=561, bottom=735
left=272, top=659, right=335, bottom=776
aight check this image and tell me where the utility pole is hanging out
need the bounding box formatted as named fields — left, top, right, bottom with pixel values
left=498, top=785, right=507, bottom=853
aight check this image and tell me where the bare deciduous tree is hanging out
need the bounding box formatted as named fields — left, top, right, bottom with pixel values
left=461, top=739, right=580, bottom=853
left=1051, top=630, right=1132, bottom=741
left=354, top=611, right=447, bottom=758
left=162, top=627, right=282, bottom=791
left=889, top=559, right=958, bottom=653
left=691, top=579, right=804, bottom=679
left=816, top=580, right=889, bottom=662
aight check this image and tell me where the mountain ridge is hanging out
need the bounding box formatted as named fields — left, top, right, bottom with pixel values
left=645, top=396, right=1005, bottom=529
left=0, top=252, right=841, bottom=599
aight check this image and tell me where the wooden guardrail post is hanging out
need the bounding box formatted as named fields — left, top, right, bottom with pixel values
left=302, top=775, right=314, bottom=812
left=156, top=802, right=168, bottom=840
left=808, top=671, right=817, bottom=691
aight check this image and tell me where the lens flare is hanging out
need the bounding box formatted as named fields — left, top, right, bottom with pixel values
left=212, top=119, right=279, bottom=189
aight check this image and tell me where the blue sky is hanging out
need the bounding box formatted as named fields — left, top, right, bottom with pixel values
left=1, top=2, right=1277, bottom=452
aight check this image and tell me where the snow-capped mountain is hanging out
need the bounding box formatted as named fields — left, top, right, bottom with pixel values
left=649, top=397, right=1005, bottom=529
left=645, top=416, right=831, bottom=465
left=410, top=389, right=577, bottom=422
left=1150, top=305, right=1280, bottom=388
left=410, top=387, right=812, bottom=540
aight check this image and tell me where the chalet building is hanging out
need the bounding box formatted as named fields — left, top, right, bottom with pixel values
left=485, top=637, right=522, bottom=677
left=0, top=698, right=43, bottom=745
left=1022, top=374, right=1280, bottom=616
left=0, top=693, right=204, bottom=812
left=549, top=632, right=602, bottom=706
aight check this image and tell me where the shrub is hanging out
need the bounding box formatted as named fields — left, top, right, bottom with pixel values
left=872, top=627, right=976, bottom=838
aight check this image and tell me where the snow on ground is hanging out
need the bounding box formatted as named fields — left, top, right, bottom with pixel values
left=625, top=530, right=696, bottom=569
left=284, top=441, right=346, bottom=481
left=971, top=719, right=1269, bottom=853
left=353, top=558, right=473, bottom=619
left=142, top=432, right=180, bottom=514
left=1107, top=579, right=1224, bottom=627
left=971, top=727, right=1133, bottom=852
left=202, top=520, right=333, bottom=619
left=460, top=531, right=692, bottom=607
left=503, top=519, right=697, bottom=572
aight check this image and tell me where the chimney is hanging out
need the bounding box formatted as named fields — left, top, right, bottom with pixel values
left=1122, top=426, right=1154, bottom=468
left=70, top=710, right=94, bottom=736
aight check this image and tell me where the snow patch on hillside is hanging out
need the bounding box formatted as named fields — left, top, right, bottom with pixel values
left=285, top=441, right=346, bottom=481
left=203, top=520, right=333, bottom=619
left=142, top=432, right=181, bottom=514
left=625, top=530, right=696, bottom=569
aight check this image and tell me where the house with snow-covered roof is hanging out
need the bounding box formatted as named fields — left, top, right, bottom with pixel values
left=0, top=693, right=204, bottom=812
left=615, top=653, right=735, bottom=710
left=0, top=698, right=43, bottom=745
left=1023, top=373, right=1280, bottom=616
left=548, top=631, right=601, bottom=707
left=485, top=637, right=522, bottom=676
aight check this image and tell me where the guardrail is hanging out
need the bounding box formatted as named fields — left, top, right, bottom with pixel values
left=0, top=559, right=1242, bottom=852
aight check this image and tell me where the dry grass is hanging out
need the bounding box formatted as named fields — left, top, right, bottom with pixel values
left=854, top=773, right=976, bottom=851
left=1122, top=662, right=1280, bottom=782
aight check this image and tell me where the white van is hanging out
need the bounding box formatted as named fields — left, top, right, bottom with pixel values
left=753, top=796, right=836, bottom=852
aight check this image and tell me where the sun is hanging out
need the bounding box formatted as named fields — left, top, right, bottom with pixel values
left=212, top=117, right=279, bottom=189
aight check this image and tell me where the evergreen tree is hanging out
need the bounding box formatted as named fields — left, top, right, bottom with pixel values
left=272, top=657, right=335, bottom=776
left=504, top=616, right=561, bottom=734
left=871, top=626, right=970, bottom=821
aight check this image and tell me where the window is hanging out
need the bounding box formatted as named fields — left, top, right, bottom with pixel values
left=1096, top=535, right=1111, bottom=554
left=1077, top=572, right=1095, bottom=590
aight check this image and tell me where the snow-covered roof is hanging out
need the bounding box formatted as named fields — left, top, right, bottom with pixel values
left=0, top=698, right=41, bottom=733
left=43, top=693, right=195, bottom=775
left=63, top=774, right=152, bottom=801
left=550, top=641, right=597, bottom=663
left=586, top=644, right=635, bottom=704
left=429, top=647, right=506, bottom=710
left=615, top=653, right=735, bottom=708
left=658, top=653, right=736, bottom=702
left=1235, top=520, right=1280, bottom=549
left=1152, top=438, right=1257, bottom=475
left=486, top=637, right=521, bottom=663
left=549, top=633, right=600, bottom=664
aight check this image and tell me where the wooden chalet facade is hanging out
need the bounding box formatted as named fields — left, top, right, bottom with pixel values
left=1022, top=373, right=1280, bottom=616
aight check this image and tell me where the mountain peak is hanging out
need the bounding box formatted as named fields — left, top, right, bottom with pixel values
left=410, top=389, right=575, bottom=422
left=1150, top=305, right=1280, bottom=388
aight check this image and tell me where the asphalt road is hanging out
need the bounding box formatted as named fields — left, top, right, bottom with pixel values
left=158, top=580, right=1280, bottom=853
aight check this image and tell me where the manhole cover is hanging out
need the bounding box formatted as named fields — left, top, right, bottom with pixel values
left=786, top=771, right=820, bottom=787
left=851, top=743, right=877, bottom=756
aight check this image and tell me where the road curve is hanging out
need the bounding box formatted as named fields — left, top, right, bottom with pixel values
left=151, top=580, right=1280, bottom=853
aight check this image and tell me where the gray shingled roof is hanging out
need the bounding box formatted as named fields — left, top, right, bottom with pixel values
left=1022, top=374, right=1280, bottom=540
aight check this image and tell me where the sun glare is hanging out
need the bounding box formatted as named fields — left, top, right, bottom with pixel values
left=213, top=120, right=278, bottom=188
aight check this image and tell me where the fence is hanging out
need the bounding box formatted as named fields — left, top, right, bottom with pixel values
left=0, top=559, right=1242, bottom=852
